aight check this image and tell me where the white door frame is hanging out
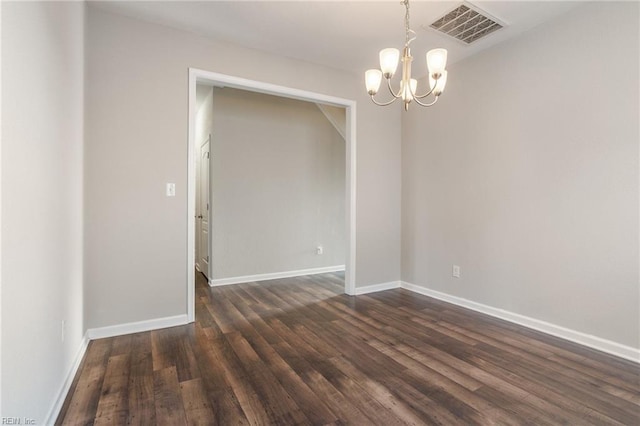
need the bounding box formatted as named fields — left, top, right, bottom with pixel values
left=195, top=134, right=211, bottom=278
left=187, top=68, right=357, bottom=322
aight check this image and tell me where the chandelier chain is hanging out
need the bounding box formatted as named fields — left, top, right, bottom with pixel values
left=403, top=0, right=416, bottom=46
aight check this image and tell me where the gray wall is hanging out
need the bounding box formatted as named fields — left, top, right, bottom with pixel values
left=1, top=1, right=85, bottom=420
left=85, top=5, right=402, bottom=329
left=210, top=88, right=345, bottom=279
left=401, top=2, right=639, bottom=348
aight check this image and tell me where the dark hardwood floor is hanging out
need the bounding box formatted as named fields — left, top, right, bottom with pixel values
left=57, top=272, right=639, bottom=425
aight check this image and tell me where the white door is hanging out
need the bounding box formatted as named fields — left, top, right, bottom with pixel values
left=198, top=137, right=211, bottom=278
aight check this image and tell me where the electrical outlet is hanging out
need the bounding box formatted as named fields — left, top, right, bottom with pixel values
left=452, top=265, right=461, bottom=278
left=316, top=246, right=323, bottom=255
left=61, top=320, right=66, bottom=342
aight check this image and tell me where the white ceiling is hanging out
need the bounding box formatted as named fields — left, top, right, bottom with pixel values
left=91, top=1, right=583, bottom=77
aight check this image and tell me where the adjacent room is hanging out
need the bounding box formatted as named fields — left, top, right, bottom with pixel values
left=195, top=85, right=347, bottom=287
left=1, top=0, right=638, bottom=424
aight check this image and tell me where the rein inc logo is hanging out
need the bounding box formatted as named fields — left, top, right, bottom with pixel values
left=1, top=419, right=36, bottom=425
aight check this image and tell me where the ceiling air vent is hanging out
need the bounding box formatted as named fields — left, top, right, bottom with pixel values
left=430, top=3, right=503, bottom=44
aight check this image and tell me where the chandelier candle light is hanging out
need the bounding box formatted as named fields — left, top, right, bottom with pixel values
left=365, top=0, right=448, bottom=110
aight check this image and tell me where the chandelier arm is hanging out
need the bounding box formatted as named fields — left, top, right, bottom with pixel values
left=370, top=94, right=398, bottom=107
left=412, top=95, right=439, bottom=107
left=410, top=83, right=437, bottom=99
left=386, top=78, right=403, bottom=98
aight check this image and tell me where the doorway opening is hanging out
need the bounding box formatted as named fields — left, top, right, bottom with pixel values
left=187, top=69, right=357, bottom=322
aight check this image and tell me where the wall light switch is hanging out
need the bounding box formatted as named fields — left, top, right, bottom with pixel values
left=166, top=183, right=176, bottom=197
left=316, top=246, right=323, bottom=255
left=452, top=265, right=461, bottom=278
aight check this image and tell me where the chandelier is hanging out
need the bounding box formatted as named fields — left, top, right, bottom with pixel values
left=365, top=0, right=448, bottom=110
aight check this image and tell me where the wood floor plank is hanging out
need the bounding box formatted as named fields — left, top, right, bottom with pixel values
left=444, top=308, right=639, bottom=392
left=327, top=355, right=430, bottom=426
left=319, top=296, right=485, bottom=393
left=153, top=366, right=188, bottom=426
left=309, top=315, right=517, bottom=425
left=223, top=288, right=341, bottom=424
left=411, top=313, right=637, bottom=424
left=57, top=271, right=640, bottom=425
left=175, top=326, right=201, bottom=383
left=94, top=354, right=130, bottom=425
left=151, top=327, right=180, bottom=372
left=196, top=326, right=257, bottom=425
left=385, top=325, right=594, bottom=424
left=126, top=332, right=156, bottom=426
left=180, top=378, right=216, bottom=425
left=225, top=331, right=312, bottom=425
left=55, top=340, right=91, bottom=425
left=267, top=320, right=368, bottom=420
left=296, top=365, right=377, bottom=425
left=57, top=338, right=113, bottom=425
left=302, top=316, right=468, bottom=422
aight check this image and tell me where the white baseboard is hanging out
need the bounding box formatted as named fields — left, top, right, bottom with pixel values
left=400, top=281, right=640, bottom=364
left=354, top=281, right=401, bottom=295
left=87, top=314, right=189, bottom=340
left=209, top=265, right=346, bottom=287
left=44, top=333, right=90, bottom=425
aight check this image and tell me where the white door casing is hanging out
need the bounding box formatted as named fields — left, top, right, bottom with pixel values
left=195, top=143, right=201, bottom=273
left=199, top=136, right=211, bottom=278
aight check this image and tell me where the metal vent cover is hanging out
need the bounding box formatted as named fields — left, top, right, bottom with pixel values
left=430, top=3, right=504, bottom=44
